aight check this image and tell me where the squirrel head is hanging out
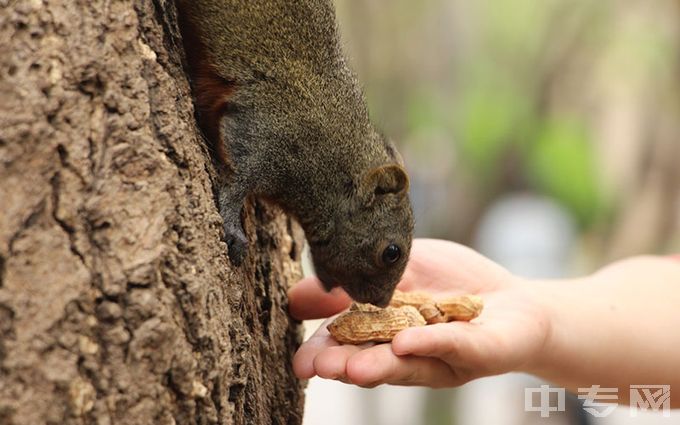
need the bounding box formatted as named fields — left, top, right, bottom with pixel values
left=309, top=163, right=414, bottom=307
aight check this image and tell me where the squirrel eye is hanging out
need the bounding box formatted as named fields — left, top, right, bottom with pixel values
left=381, top=244, right=401, bottom=265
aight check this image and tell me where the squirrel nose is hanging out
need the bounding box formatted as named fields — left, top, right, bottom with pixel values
left=342, top=280, right=396, bottom=307
left=370, top=292, right=392, bottom=308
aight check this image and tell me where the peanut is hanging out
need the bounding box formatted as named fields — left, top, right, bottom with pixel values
left=418, top=302, right=447, bottom=324
left=349, top=302, right=383, bottom=312
left=327, top=290, right=484, bottom=344
left=327, top=306, right=425, bottom=344
left=388, top=289, right=433, bottom=308
left=436, top=294, right=483, bottom=321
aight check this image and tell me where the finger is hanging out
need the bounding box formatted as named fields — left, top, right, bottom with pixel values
left=391, top=322, right=479, bottom=366
left=288, top=277, right=352, bottom=320
left=313, top=344, right=364, bottom=380
left=345, top=343, right=461, bottom=387
left=292, top=318, right=338, bottom=379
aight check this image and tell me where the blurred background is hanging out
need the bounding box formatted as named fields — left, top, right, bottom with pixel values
left=302, top=0, right=680, bottom=424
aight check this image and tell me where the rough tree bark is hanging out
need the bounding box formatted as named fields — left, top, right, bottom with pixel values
left=0, top=1, right=305, bottom=424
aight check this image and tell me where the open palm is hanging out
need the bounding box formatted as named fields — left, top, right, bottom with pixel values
left=289, top=239, right=551, bottom=387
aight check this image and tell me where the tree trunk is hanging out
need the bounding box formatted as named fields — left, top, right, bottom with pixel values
left=0, top=1, right=305, bottom=424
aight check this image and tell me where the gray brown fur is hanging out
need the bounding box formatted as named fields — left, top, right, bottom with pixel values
left=177, top=0, right=414, bottom=306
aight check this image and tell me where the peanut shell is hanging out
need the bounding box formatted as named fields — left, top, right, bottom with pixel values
left=349, top=302, right=382, bottom=312
left=436, top=294, right=483, bottom=321
left=327, top=306, right=425, bottom=344
left=388, top=289, right=433, bottom=308
left=418, top=302, right=447, bottom=324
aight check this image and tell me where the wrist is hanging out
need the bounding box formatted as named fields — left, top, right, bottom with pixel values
left=516, top=275, right=591, bottom=378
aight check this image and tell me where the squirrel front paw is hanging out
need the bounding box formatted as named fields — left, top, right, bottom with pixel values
left=224, top=221, right=248, bottom=265
left=217, top=184, right=249, bottom=265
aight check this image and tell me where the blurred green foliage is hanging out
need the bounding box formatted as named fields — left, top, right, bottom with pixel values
left=528, top=119, right=602, bottom=226
left=449, top=1, right=610, bottom=228
left=455, top=70, right=532, bottom=186
left=336, top=0, right=679, bottom=246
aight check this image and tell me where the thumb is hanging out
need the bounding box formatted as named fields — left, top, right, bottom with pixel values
left=391, top=322, right=478, bottom=366
left=288, top=276, right=352, bottom=320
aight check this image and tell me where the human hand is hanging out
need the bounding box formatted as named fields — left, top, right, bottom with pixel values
left=289, top=238, right=551, bottom=387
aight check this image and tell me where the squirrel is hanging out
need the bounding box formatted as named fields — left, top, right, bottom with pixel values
left=175, top=0, right=414, bottom=307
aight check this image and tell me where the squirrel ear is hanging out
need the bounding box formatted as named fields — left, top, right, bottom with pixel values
left=364, top=164, right=409, bottom=197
